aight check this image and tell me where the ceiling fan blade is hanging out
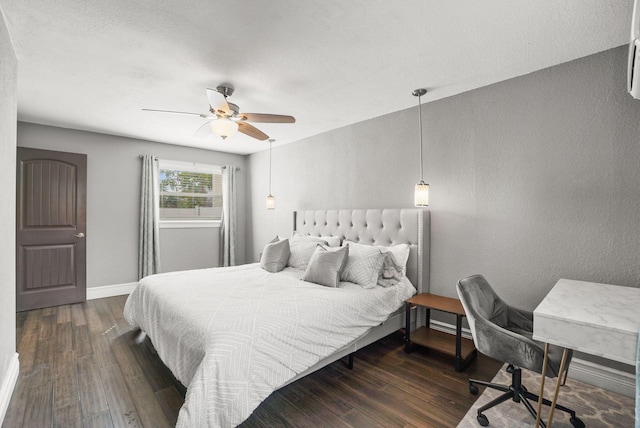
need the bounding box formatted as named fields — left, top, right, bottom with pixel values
left=193, top=121, right=213, bottom=139
left=239, top=113, right=295, bottom=123
left=142, top=108, right=203, bottom=116
left=206, top=88, right=231, bottom=115
left=238, top=122, right=269, bottom=141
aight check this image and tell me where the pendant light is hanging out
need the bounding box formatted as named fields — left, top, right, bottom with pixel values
left=266, top=139, right=275, bottom=210
left=413, top=88, right=429, bottom=206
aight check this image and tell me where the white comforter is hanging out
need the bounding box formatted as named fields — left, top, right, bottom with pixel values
left=123, top=263, right=415, bottom=427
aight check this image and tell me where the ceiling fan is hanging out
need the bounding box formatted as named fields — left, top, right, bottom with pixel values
left=143, top=85, right=295, bottom=141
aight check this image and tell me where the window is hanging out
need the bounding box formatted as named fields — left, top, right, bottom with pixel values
left=158, top=160, right=222, bottom=227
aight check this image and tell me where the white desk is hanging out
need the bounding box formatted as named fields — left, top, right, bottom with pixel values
left=533, top=279, right=640, bottom=427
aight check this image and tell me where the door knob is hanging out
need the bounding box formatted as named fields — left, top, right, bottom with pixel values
left=74, top=232, right=85, bottom=238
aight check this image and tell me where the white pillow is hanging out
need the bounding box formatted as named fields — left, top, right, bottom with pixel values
left=288, top=236, right=329, bottom=269
left=340, top=242, right=386, bottom=289
left=380, top=244, right=410, bottom=276
left=345, top=241, right=410, bottom=276
left=302, top=245, right=349, bottom=287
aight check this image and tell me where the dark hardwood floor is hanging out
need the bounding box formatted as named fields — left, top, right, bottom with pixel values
left=3, top=296, right=502, bottom=427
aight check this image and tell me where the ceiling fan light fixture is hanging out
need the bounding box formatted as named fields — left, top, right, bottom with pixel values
left=210, top=117, right=239, bottom=139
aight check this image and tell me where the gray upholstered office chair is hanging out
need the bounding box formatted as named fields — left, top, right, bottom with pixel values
left=456, top=275, right=584, bottom=428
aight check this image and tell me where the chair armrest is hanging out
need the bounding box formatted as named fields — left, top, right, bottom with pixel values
left=475, top=317, right=549, bottom=375
left=506, top=305, right=533, bottom=331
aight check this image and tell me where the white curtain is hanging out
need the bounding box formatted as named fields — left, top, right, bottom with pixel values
left=138, top=154, right=161, bottom=279
left=221, top=165, right=237, bottom=266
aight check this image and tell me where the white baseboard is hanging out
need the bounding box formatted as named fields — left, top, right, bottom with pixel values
left=429, top=320, right=636, bottom=398
left=87, top=282, right=137, bottom=300
left=0, top=353, right=19, bottom=424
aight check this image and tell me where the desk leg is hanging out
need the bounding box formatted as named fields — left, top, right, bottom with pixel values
left=535, top=343, right=550, bottom=428
left=546, top=348, right=569, bottom=428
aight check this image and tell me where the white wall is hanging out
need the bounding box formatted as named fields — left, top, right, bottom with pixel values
left=18, top=123, right=247, bottom=287
left=248, top=46, right=640, bottom=360
left=0, top=5, right=17, bottom=418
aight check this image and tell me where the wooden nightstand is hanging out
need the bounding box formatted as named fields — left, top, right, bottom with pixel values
left=404, top=293, right=477, bottom=372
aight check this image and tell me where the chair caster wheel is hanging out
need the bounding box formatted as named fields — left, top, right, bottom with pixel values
left=477, top=413, right=489, bottom=426
left=469, top=384, right=479, bottom=395
left=506, top=364, right=515, bottom=373
left=570, top=416, right=585, bottom=428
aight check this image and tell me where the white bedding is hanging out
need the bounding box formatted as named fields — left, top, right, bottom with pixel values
left=123, top=263, right=415, bottom=427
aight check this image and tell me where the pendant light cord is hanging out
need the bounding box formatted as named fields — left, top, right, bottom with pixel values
left=417, top=93, right=424, bottom=182
left=268, top=139, right=273, bottom=194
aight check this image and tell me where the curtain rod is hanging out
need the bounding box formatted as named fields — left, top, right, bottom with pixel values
left=137, top=155, right=240, bottom=170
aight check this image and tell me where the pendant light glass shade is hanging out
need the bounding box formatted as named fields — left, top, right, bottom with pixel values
left=414, top=181, right=429, bottom=206
left=412, top=88, right=429, bottom=207
left=210, top=118, right=239, bottom=139
left=266, top=139, right=275, bottom=210
left=266, top=194, right=275, bottom=210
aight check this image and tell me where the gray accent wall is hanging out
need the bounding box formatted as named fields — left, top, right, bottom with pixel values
left=249, top=46, right=640, bottom=313
left=0, top=4, right=17, bottom=403
left=17, top=123, right=247, bottom=287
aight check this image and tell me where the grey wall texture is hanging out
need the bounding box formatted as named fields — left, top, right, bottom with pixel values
left=17, top=123, right=247, bottom=287
left=249, top=45, right=640, bottom=314
left=0, top=5, right=17, bottom=401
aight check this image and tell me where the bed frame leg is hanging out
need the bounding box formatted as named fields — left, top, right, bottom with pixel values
left=133, top=330, right=147, bottom=345
left=347, top=353, right=354, bottom=370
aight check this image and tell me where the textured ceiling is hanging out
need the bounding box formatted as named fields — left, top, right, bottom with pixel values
left=0, top=0, right=633, bottom=154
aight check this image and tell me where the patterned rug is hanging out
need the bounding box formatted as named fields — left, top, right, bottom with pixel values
left=458, top=364, right=634, bottom=427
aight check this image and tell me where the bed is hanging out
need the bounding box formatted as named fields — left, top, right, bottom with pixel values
left=124, top=208, right=430, bottom=427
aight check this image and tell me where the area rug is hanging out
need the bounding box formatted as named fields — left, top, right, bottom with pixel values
left=458, top=364, right=634, bottom=427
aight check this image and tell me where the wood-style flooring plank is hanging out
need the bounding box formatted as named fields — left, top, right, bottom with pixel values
left=54, top=350, right=79, bottom=410
left=155, top=386, right=184, bottom=426
left=70, top=303, right=87, bottom=327
left=76, top=354, right=109, bottom=418
left=56, top=305, right=71, bottom=324
left=100, top=363, right=142, bottom=427
left=22, top=381, right=53, bottom=427
left=53, top=403, right=82, bottom=428
left=83, top=411, right=114, bottom=428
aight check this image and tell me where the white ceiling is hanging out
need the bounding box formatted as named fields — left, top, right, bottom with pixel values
left=0, top=0, right=633, bottom=154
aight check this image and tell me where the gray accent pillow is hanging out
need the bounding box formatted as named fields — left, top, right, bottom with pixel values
left=302, top=245, right=349, bottom=287
left=288, top=236, right=328, bottom=269
left=260, top=237, right=290, bottom=273
left=340, top=242, right=386, bottom=289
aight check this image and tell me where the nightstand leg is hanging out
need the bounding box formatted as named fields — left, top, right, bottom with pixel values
left=404, top=302, right=412, bottom=353
left=455, top=314, right=463, bottom=372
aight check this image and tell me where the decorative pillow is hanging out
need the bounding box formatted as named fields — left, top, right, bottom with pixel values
left=302, top=245, right=349, bottom=287
left=320, top=236, right=342, bottom=247
left=340, top=242, right=386, bottom=289
left=288, top=236, right=329, bottom=269
left=380, top=244, right=411, bottom=276
left=260, top=237, right=290, bottom=273
left=378, top=253, right=404, bottom=287
left=345, top=241, right=411, bottom=277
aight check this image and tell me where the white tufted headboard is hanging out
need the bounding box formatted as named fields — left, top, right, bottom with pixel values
left=293, top=209, right=430, bottom=294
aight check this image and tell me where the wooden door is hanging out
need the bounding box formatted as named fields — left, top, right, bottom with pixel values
left=16, top=147, right=87, bottom=311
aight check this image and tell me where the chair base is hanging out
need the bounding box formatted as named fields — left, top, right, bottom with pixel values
left=468, top=365, right=584, bottom=428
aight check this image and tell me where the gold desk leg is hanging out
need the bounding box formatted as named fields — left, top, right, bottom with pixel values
left=535, top=342, right=550, bottom=428
left=546, top=348, right=569, bottom=428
